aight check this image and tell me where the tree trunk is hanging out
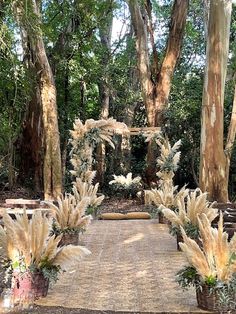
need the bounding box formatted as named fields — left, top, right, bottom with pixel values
left=16, top=26, right=43, bottom=193
left=154, top=0, right=189, bottom=125
left=38, top=53, right=62, bottom=200
left=199, top=0, right=232, bottom=202
left=18, top=85, right=43, bottom=193
left=96, top=1, right=113, bottom=185
left=128, top=0, right=189, bottom=185
left=13, top=0, right=62, bottom=200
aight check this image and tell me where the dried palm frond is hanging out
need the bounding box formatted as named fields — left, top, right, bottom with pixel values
left=82, top=170, right=97, bottom=184
left=144, top=133, right=185, bottom=218
left=148, top=133, right=182, bottom=184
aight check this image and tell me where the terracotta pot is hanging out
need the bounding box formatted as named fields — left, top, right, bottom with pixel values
left=11, top=270, right=49, bottom=304
left=59, top=233, right=79, bottom=247
left=196, top=284, right=235, bottom=311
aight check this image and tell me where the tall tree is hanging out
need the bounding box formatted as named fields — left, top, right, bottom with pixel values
left=16, top=22, right=43, bottom=193
left=96, top=0, right=113, bottom=184
left=13, top=0, right=62, bottom=200
left=128, top=0, right=189, bottom=184
left=199, top=0, right=233, bottom=202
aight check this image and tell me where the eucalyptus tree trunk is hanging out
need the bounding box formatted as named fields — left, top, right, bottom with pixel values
left=35, top=34, right=62, bottom=200
left=199, top=0, right=232, bottom=202
left=13, top=0, right=62, bottom=200
left=128, top=0, right=188, bottom=185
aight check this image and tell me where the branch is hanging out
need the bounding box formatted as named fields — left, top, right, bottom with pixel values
left=155, top=0, right=189, bottom=104
left=111, top=22, right=129, bottom=56
left=144, top=0, right=158, bottom=77
left=128, top=0, right=153, bottom=100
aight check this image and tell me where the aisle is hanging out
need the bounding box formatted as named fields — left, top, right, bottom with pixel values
left=36, top=220, right=211, bottom=313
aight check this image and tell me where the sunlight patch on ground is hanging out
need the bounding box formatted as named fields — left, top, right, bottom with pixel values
left=136, top=270, right=147, bottom=278
left=123, top=232, right=144, bottom=244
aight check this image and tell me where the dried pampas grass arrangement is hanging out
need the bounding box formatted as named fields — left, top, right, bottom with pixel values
left=0, top=210, right=91, bottom=273
left=162, top=188, right=218, bottom=237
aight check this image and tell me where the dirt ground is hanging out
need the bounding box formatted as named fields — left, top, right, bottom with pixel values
left=0, top=187, right=38, bottom=203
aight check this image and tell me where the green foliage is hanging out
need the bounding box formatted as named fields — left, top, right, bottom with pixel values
left=52, top=220, right=84, bottom=236
left=177, top=266, right=236, bottom=310
left=108, top=182, right=141, bottom=199
left=170, top=222, right=199, bottom=240
left=205, top=275, right=217, bottom=287
left=176, top=266, right=200, bottom=289
left=164, top=70, right=202, bottom=187
left=38, top=260, right=61, bottom=283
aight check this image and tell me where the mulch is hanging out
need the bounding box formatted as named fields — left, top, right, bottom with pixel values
left=98, top=197, right=154, bottom=214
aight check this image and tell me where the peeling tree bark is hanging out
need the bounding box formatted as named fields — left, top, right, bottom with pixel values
left=128, top=0, right=188, bottom=184
left=199, top=0, right=232, bottom=202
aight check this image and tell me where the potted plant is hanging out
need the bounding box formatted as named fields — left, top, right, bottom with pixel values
left=108, top=173, right=142, bottom=199
left=177, top=212, right=236, bottom=312
left=0, top=209, right=90, bottom=307
left=45, top=193, right=92, bottom=246
left=145, top=184, right=189, bottom=223
left=162, top=188, right=218, bottom=249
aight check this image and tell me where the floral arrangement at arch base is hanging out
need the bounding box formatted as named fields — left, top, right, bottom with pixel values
left=177, top=212, right=236, bottom=312
left=144, top=132, right=185, bottom=222
left=0, top=209, right=90, bottom=307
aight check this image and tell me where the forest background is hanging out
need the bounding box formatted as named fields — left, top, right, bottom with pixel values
left=1, top=0, right=236, bottom=202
